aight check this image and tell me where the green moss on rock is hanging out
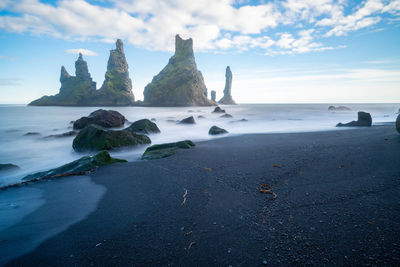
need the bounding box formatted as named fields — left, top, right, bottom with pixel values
left=23, top=151, right=126, bottom=180
left=209, top=126, right=228, bottom=135
left=141, top=140, right=195, bottom=160
left=125, top=119, right=160, bottom=134
left=73, top=124, right=151, bottom=152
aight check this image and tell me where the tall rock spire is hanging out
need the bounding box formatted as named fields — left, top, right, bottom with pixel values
left=218, top=66, right=236, bottom=105
left=75, top=53, right=91, bottom=80
left=143, top=34, right=214, bottom=106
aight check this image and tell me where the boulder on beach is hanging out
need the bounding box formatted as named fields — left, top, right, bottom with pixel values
left=143, top=35, right=214, bottom=106
left=336, top=111, right=372, bottom=127
left=0, top=163, right=19, bottom=172
left=396, top=114, right=400, bottom=134
left=209, top=126, right=228, bottom=135
left=221, top=114, right=233, bottom=118
left=72, top=124, right=151, bottom=152
left=141, top=140, right=195, bottom=160
left=218, top=66, right=236, bottom=105
left=73, top=109, right=126, bottom=130
left=23, top=151, right=127, bottom=180
left=179, top=116, right=196, bottom=124
left=213, top=106, right=225, bottom=113
left=125, top=119, right=160, bottom=134
left=328, top=106, right=351, bottom=111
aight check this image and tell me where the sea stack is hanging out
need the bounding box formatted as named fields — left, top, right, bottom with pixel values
left=211, top=90, right=216, bottom=102
left=29, top=54, right=97, bottom=106
left=95, top=39, right=135, bottom=105
left=218, top=66, right=236, bottom=105
left=29, top=40, right=135, bottom=106
left=143, top=35, right=214, bottom=106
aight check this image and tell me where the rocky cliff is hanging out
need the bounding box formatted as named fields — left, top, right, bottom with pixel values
left=218, top=66, right=236, bottom=105
left=29, top=40, right=135, bottom=106
left=143, top=35, right=214, bottom=106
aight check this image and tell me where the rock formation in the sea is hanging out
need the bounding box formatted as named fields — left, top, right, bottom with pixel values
left=336, top=111, right=372, bottom=127
left=94, top=39, right=135, bottom=105
left=218, top=66, right=236, bottom=105
left=72, top=125, right=151, bottom=152
left=125, top=119, right=161, bottom=134
left=143, top=35, right=214, bottom=106
left=141, top=140, right=195, bottom=160
left=209, top=126, right=228, bottom=135
left=0, top=163, right=19, bottom=172
left=23, top=151, right=126, bottom=180
left=396, top=114, right=400, bottom=134
left=328, top=106, right=351, bottom=111
left=179, top=116, right=196, bottom=124
left=213, top=106, right=225, bottom=113
left=44, top=131, right=78, bottom=138
left=29, top=40, right=135, bottom=106
left=211, top=90, right=216, bottom=102
left=73, top=109, right=126, bottom=130
left=29, top=53, right=97, bottom=106
left=221, top=113, right=233, bottom=118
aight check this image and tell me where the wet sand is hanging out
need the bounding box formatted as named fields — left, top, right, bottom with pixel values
left=5, top=124, right=400, bottom=266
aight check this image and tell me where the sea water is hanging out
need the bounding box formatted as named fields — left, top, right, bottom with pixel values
left=0, top=103, right=398, bottom=187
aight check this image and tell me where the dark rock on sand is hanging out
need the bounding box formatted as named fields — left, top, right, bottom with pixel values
left=218, top=66, right=236, bottom=105
left=209, top=126, right=228, bottom=135
left=73, top=109, right=126, bottom=130
left=213, top=106, right=225, bottom=113
left=44, top=131, right=78, bottom=138
left=24, top=132, right=40, bottom=136
left=23, top=151, right=126, bottom=180
left=143, top=35, right=214, bottom=106
left=72, top=125, right=150, bottom=152
left=328, top=105, right=351, bottom=111
left=336, top=111, right=372, bottom=127
left=211, top=90, right=216, bottom=102
left=0, top=163, right=19, bottom=172
left=221, top=114, right=233, bottom=118
left=396, top=114, right=400, bottom=134
left=29, top=40, right=135, bottom=106
left=179, top=116, right=196, bottom=124
left=141, top=140, right=195, bottom=160
left=125, top=119, right=160, bottom=134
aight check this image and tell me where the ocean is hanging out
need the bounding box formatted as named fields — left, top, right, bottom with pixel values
left=0, top=103, right=398, bottom=187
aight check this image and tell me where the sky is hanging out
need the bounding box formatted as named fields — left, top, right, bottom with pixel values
left=0, top=0, right=399, bottom=104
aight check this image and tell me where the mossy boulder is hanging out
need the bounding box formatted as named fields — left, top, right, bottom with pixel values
left=396, top=114, right=400, bottom=134
left=209, top=126, right=228, bottom=135
left=336, top=111, right=372, bottom=127
left=125, top=119, right=160, bottom=134
left=0, top=163, right=19, bottom=172
left=72, top=124, right=151, bottom=152
left=23, top=151, right=126, bottom=180
left=141, top=140, right=195, bottom=160
left=73, top=109, right=126, bottom=130
left=179, top=116, right=196, bottom=124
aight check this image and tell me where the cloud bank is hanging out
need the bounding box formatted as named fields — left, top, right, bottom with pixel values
left=0, top=0, right=399, bottom=54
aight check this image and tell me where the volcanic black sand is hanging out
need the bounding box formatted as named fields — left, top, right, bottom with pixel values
left=5, top=124, right=400, bottom=266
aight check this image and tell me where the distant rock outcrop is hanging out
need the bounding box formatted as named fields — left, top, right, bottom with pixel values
left=328, top=106, right=351, bottom=111
left=213, top=106, right=225, bottom=113
left=0, top=163, right=19, bottom=172
left=29, top=40, right=135, bottom=106
left=336, top=111, right=372, bottom=127
left=179, top=116, right=196, bottom=124
left=73, top=109, right=126, bottom=130
left=143, top=35, right=214, bottom=106
left=218, top=66, right=236, bottom=105
left=211, top=90, right=216, bottom=102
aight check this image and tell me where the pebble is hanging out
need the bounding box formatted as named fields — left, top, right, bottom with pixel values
left=262, top=260, right=268, bottom=265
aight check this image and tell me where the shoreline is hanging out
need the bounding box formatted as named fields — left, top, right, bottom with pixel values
left=3, top=124, right=400, bottom=266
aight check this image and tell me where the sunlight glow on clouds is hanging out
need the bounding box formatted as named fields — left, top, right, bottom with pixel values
left=0, top=0, right=399, bottom=54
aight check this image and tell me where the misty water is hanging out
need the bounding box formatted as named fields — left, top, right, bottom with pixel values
left=0, top=103, right=398, bottom=187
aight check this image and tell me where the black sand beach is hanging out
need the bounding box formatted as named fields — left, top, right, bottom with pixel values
left=5, top=124, right=400, bottom=266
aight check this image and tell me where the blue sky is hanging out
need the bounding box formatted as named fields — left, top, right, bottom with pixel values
left=0, top=0, right=399, bottom=104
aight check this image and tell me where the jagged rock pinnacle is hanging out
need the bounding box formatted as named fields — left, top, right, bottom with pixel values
left=75, top=53, right=91, bottom=80
left=218, top=66, right=236, bottom=105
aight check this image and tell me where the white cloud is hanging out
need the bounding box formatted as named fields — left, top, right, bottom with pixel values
left=65, top=48, right=98, bottom=56
left=0, top=0, right=399, bottom=54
